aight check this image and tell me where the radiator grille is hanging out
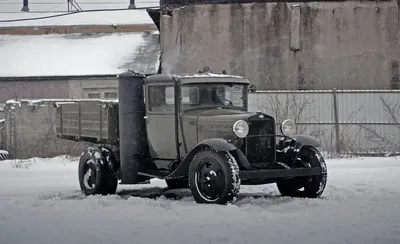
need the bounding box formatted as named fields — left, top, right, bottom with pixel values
left=245, top=114, right=276, bottom=168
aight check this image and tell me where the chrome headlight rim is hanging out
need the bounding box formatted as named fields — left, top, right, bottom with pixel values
left=233, top=120, right=249, bottom=138
left=280, top=119, right=296, bottom=137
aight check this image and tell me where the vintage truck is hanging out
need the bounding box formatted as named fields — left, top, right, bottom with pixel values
left=55, top=71, right=327, bottom=204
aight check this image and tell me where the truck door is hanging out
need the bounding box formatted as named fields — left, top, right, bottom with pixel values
left=145, top=83, right=178, bottom=164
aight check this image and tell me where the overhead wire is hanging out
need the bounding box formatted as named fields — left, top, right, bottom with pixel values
left=0, top=6, right=160, bottom=22
left=45, top=0, right=68, bottom=12
left=0, top=1, right=157, bottom=3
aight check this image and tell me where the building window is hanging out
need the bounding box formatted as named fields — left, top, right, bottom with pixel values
left=104, top=92, right=118, bottom=99
left=88, top=93, right=100, bottom=99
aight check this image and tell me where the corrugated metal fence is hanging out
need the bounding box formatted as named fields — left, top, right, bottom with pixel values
left=248, top=90, right=400, bottom=156
left=0, top=90, right=399, bottom=158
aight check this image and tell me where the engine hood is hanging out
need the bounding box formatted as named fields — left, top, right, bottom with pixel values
left=182, top=108, right=254, bottom=141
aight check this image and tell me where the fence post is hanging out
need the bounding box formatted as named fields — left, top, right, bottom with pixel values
left=5, top=102, right=19, bottom=159
left=0, top=120, right=4, bottom=150
left=21, top=0, right=29, bottom=12
left=332, top=88, right=340, bottom=155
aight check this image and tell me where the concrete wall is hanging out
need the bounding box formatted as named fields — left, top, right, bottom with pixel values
left=160, top=1, right=400, bottom=90
left=0, top=24, right=156, bottom=35
left=0, top=79, right=70, bottom=103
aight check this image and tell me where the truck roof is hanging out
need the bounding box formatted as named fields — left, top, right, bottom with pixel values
left=145, top=73, right=250, bottom=84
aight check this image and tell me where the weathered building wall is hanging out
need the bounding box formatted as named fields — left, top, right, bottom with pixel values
left=68, top=77, right=118, bottom=99
left=0, top=79, right=70, bottom=103
left=160, top=1, right=400, bottom=90
left=0, top=76, right=119, bottom=103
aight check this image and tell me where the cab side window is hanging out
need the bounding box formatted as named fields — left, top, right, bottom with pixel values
left=148, top=85, right=175, bottom=112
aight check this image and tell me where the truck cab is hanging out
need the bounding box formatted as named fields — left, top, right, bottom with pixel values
left=56, top=71, right=328, bottom=205
left=144, top=74, right=252, bottom=168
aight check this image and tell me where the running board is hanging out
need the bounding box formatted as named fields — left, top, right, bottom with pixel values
left=138, top=170, right=181, bottom=180
left=239, top=167, right=322, bottom=180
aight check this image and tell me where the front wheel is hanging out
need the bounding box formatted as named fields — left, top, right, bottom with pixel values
left=276, top=146, right=327, bottom=198
left=189, top=149, right=241, bottom=204
left=78, top=147, right=118, bottom=196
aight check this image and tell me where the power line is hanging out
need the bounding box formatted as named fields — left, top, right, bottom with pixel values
left=0, top=1, right=157, bottom=3
left=0, top=6, right=159, bottom=22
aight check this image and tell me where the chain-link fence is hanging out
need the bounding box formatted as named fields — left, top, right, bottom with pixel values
left=1, top=89, right=400, bottom=159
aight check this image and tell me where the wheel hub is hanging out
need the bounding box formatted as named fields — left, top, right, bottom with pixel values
left=196, top=161, right=225, bottom=201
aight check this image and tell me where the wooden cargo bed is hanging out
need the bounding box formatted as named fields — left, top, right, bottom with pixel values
left=55, top=100, right=119, bottom=144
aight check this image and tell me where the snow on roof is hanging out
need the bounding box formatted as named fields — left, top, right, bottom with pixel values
left=0, top=31, right=160, bottom=77
left=0, top=9, right=155, bottom=27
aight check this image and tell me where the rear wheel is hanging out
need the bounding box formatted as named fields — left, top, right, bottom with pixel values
left=0, top=150, right=9, bottom=161
left=189, top=149, right=240, bottom=204
left=78, top=147, right=118, bottom=196
left=276, top=147, right=327, bottom=198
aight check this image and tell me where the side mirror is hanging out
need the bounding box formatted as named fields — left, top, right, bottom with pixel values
left=249, top=84, right=257, bottom=93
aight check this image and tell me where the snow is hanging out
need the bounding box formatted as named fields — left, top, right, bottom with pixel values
left=0, top=155, right=399, bottom=243
left=0, top=119, right=4, bottom=123
left=0, top=32, right=159, bottom=77
left=178, top=73, right=245, bottom=79
left=0, top=9, right=155, bottom=27
left=0, top=149, right=8, bottom=154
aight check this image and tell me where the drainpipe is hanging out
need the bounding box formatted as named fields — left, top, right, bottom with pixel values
left=21, top=0, right=29, bottom=12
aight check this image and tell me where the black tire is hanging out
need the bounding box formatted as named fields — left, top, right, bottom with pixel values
left=189, top=149, right=241, bottom=204
left=0, top=150, right=9, bottom=161
left=166, top=178, right=189, bottom=189
left=276, top=146, right=327, bottom=198
left=78, top=147, right=118, bottom=196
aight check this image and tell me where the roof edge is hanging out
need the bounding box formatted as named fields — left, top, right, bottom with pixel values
left=0, top=74, right=118, bottom=81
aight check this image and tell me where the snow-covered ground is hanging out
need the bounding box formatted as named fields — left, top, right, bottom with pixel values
left=0, top=156, right=399, bottom=244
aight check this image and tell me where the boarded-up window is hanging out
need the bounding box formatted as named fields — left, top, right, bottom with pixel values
left=88, top=93, right=100, bottom=99
left=104, top=92, right=118, bottom=99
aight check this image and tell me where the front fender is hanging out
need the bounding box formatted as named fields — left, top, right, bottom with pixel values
left=293, top=134, right=321, bottom=148
left=166, top=138, right=249, bottom=179
left=195, top=138, right=238, bottom=152
left=276, top=134, right=321, bottom=168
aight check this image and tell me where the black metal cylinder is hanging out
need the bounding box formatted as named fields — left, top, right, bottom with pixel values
left=118, top=71, right=148, bottom=184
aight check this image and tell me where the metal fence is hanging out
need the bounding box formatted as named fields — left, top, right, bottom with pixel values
left=0, top=89, right=399, bottom=159
left=0, top=104, right=4, bottom=151
left=248, top=89, right=400, bottom=156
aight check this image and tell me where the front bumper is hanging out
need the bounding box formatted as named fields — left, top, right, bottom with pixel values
left=239, top=167, right=322, bottom=180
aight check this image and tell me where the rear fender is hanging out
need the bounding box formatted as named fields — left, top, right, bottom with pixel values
left=276, top=134, right=321, bottom=168
left=166, top=138, right=250, bottom=179
left=86, top=146, right=120, bottom=176
left=98, top=146, right=120, bottom=173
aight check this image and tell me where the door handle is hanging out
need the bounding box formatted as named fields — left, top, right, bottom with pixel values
left=144, top=116, right=148, bottom=119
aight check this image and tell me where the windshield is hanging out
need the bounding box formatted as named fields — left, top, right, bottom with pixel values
left=179, top=83, right=246, bottom=110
